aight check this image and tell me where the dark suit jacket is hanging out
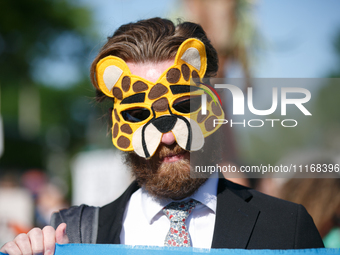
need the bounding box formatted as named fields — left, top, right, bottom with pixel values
left=96, top=178, right=324, bottom=249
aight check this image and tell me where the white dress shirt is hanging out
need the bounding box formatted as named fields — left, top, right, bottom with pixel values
left=120, top=174, right=218, bottom=248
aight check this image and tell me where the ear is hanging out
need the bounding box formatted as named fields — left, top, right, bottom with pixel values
left=96, top=56, right=132, bottom=98
left=174, top=38, right=207, bottom=78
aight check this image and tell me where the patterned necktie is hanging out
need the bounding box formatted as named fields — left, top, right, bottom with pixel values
left=162, top=199, right=200, bottom=247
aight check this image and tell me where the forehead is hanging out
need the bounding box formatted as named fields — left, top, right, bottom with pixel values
left=126, top=59, right=174, bottom=83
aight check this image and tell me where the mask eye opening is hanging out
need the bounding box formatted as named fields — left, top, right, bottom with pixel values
left=172, top=96, right=202, bottom=114
left=121, top=107, right=151, bottom=123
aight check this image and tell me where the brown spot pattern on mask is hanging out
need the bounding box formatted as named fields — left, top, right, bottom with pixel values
left=205, top=116, right=218, bottom=132
left=148, top=83, right=168, bottom=100
left=113, top=87, right=123, bottom=100
left=166, top=68, right=181, bottom=83
left=117, top=136, right=130, bottom=149
left=192, top=70, right=199, bottom=79
left=133, top=81, right=148, bottom=92
left=181, top=64, right=190, bottom=81
left=212, top=102, right=222, bottom=116
left=113, top=123, right=119, bottom=138
left=114, top=109, right=120, bottom=122
left=121, top=76, right=131, bottom=92
left=197, top=110, right=209, bottom=123
left=120, top=124, right=133, bottom=134
left=152, top=97, right=168, bottom=112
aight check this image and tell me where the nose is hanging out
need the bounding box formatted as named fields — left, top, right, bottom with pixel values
left=152, top=115, right=177, bottom=133
left=151, top=115, right=177, bottom=145
left=161, top=132, right=176, bottom=145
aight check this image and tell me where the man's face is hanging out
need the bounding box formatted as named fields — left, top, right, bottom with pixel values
left=96, top=39, right=225, bottom=200
left=96, top=39, right=225, bottom=158
left=124, top=60, right=209, bottom=200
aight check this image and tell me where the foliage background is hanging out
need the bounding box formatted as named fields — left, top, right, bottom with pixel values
left=1, top=0, right=340, bottom=195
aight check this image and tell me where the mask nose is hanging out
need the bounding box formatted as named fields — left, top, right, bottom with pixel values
left=152, top=115, right=177, bottom=133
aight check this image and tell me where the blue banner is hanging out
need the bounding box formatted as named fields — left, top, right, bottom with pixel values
left=2, top=244, right=338, bottom=255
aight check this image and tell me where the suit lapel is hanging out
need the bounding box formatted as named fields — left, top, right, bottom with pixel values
left=211, top=179, right=260, bottom=248
left=97, top=181, right=140, bottom=244
left=97, top=178, right=260, bottom=247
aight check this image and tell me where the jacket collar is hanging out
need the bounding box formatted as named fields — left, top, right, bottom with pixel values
left=211, top=178, right=260, bottom=248
left=97, top=178, right=260, bottom=249
left=97, top=181, right=140, bottom=244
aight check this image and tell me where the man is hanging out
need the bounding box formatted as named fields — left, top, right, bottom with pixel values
left=1, top=18, right=324, bottom=255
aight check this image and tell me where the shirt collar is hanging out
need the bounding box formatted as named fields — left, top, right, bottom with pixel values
left=141, top=172, right=218, bottom=224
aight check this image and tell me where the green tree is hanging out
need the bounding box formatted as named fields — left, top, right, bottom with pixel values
left=313, top=28, right=340, bottom=151
left=0, top=0, right=99, bottom=172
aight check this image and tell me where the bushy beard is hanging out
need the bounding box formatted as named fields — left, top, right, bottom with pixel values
left=124, top=143, right=209, bottom=200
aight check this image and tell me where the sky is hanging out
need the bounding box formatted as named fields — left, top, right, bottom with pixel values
left=79, top=0, right=340, bottom=79
left=254, top=0, right=340, bottom=78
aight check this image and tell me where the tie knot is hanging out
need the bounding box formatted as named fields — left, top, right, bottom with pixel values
left=163, top=199, right=200, bottom=222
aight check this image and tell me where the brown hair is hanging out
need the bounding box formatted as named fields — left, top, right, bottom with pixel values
left=90, top=17, right=218, bottom=101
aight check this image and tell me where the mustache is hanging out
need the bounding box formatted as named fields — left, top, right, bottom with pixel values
left=157, top=143, right=187, bottom=160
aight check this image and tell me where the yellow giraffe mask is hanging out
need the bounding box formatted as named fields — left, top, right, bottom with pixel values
left=95, top=38, right=224, bottom=158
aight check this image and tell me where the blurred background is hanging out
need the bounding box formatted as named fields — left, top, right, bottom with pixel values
left=1, top=0, right=340, bottom=248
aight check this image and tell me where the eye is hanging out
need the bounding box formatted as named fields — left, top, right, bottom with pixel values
left=172, top=96, right=201, bottom=114
left=121, top=108, right=150, bottom=123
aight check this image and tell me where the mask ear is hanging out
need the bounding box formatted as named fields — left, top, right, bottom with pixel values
left=174, top=38, right=207, bottom=78
left=95, top=56, right=132, bottom=99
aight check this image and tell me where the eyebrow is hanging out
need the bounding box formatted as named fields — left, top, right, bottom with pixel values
left=121, top=93, right=146, bottom=104
left=170, top=85, right=200, bottom=94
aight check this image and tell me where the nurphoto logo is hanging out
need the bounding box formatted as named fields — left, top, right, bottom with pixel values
left=199, top=84, right=312, bottom=128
